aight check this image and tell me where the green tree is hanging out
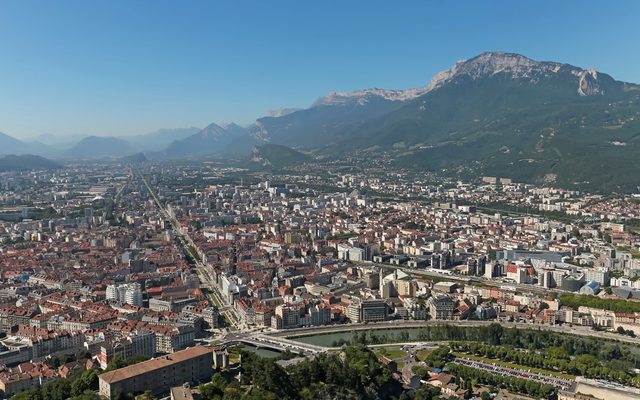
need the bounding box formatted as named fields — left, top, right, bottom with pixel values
left=10, top=389, right=43, bottom=400
left=41, top=379, right=71, bottom=400
left=413, top=385, right=441, bottom=400
left=136, top=390, right=156, bottom=400
left=68, top=392, right=102, bottom=400
left=71, top=369, right=99, bottom=396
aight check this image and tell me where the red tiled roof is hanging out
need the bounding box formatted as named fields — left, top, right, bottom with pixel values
left=98, top=346, right=211, bottom=384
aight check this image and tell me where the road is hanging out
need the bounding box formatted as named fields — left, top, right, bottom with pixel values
left=135, top=169, right=640, bottom=348
left=203, top=330, right=326, bottom=356
left=269, top=319, right=640, bottom=346
left=136, top=169, right=242, bottom=331
left=113, top=169, right=133, bottom=205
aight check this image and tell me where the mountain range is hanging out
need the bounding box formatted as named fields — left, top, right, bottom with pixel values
left=246, top=52, right=640, bottom=191
left=163, top=122, right=250, bottom=157
left=2, top=51, right=639, bottom=191
left=0, top=128, right=202, bottom=159
left=0, top=132, right=50, bottom=155
left=0, top=125, right=251, bottom=160
left=0, top=154, right=62, bottom=171
left=250, top=144, right=312, bottom=168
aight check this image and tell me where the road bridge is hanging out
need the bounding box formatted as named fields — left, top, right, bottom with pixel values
left=209, top=332, right=328, bottom=355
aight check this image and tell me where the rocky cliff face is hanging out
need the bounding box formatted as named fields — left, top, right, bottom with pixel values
left=425, top=52, right=609, bottom=96
left=311, top=52, right=614, bottom=108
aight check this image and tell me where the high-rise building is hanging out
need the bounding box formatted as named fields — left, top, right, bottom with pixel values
left=583, top=268, right=610, bottom=286
left=272, top=304, right=300, bottom=329
left=484, top=263, right=502, bottom=279
left=106, top=283, right=143, bottom=307
left=124, top=284, right=143, bottom=307
left=430, top=254, right=439, bottom=269
left=311, top=304, right=331, bottom=325
left=361, top=299, right=388, bottom=322
left=98, top=330, right=156, bottom=369
left=106, top=285, right=118, bottom=302
left=427, top=295, right=455, bottom=320
left=347, top=301, right=362, bottom=323
left=202, top=307, right=220, bottom=329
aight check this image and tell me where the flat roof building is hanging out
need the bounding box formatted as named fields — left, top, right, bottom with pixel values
left=170, top=385, right=197, bottom=400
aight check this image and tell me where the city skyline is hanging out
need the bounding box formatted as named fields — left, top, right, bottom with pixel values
left=1, top=0, right=640, bottom=138
left=3, top=2, right=640, bottom=399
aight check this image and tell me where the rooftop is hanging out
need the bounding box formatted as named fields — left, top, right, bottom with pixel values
left=98, top=346, right=211, bottom=384
left=170, top=385, right=196, bottom=400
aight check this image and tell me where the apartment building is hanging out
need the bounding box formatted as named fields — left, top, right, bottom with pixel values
left=98, top=346, right=212, bottom=398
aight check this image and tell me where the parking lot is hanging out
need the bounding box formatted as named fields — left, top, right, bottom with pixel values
left=452, top=357, right=575, bottom=391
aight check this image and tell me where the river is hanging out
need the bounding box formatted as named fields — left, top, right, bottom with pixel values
left=289, top=327, right=429, bottom=347
left=234, top=343, right=283, bottom=358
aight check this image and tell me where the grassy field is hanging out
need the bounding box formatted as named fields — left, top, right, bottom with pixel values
left=416, top=349, right=431, bottom=362
left=452, top=352, right=575, bottom=380
left=223, top=314, right=237, bottom=331
left=209, top=293, right=222, bottom=308
left=374, top=346, right=408, bottom=369
left=379, top=347, right=406, bottom=359
left=227, top=346, right=242, bottom=364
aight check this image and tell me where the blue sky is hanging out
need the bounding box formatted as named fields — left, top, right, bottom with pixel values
left=1, top=0, right=639, bottom=138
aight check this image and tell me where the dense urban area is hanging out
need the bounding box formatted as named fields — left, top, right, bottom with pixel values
left=1, top=157, right=640, bottom=400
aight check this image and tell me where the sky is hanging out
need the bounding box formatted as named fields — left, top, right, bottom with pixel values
left=1, top=1, right=639, bottom=139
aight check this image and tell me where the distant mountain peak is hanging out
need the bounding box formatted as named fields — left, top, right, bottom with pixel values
left=428, top=52, right=556, bottom=84
left=199, top=122, right=227, bottom=138
left=313, top=87, right=430, bottom=107
left=267, top=108, right=303, bottom=117
left=312, top=52, right=557, bottom=107
left=64, top=135, right=132, bottom=159
left=311, top=52, right=614, bottom=107
left=469, top=51, right=541, bottom=66
left=426, top=51, right=607, bottom=96
left=222, top=122, right=242, bottom=129
left=164, top=121, right=249, bottom=157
